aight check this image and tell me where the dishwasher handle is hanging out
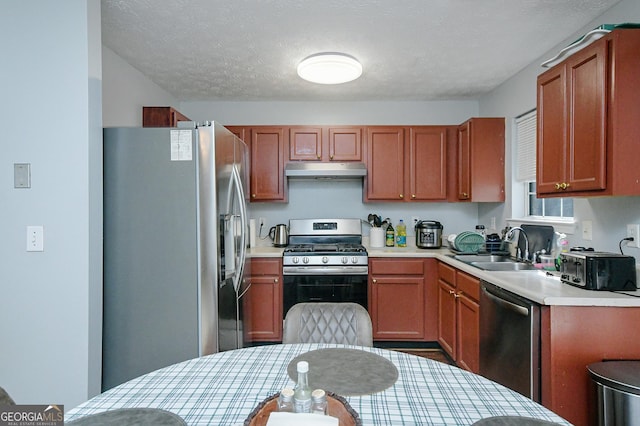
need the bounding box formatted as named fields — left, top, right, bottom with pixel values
left=482, top=285, right=529, bottom=316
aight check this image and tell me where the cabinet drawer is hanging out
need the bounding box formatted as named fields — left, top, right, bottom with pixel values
left=250, top=258, right=282, bottom=275
left=370, top=259, right=424, bottom=275
left=438, top=262, right=456, bottom=286
left=457, top=272, right=479, bottom=301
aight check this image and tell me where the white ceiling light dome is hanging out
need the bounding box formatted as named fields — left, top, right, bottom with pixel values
left=297, top=52, right=363, bottom=85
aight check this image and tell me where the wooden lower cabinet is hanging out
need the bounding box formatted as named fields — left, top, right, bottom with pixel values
left=368, top=258, right=437, bottom=341
left=243, top=258, right=282, bottom=342
left=437, top=262, right=480, bottom=373
left=541, top=305, right=640, bottom=426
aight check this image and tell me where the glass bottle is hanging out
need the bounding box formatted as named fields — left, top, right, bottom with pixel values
left=293, top=361, right=312, bottom=413
left=385, top=223, right=395, bottom=247
left=396, top=220, right=407, bottom=247
left=310, top=389, right=328, bottom=415
left=277, top=388, right=295, bottom=412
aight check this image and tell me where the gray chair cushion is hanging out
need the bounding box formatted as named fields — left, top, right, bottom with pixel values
left=66, top=408, right=186, bottom=425
left=282, top=302, right=373, bottom=346
left=0, top=386, right=15, bottom=405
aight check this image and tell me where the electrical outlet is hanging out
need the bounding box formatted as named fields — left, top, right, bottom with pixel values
left=259, top=217, right=266, bottom=228
left=626, top=224, right=640, bottom=248
left=411, top=216, right=420, bottom=227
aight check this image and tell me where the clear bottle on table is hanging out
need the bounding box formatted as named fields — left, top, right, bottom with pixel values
left=310, top=389, right=328, bottom=415
left=277, top=388, right=295, bottom=412
left=293, top=361, right=312, bottom=413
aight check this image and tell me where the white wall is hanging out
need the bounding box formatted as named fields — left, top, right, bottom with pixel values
left=102, top=46, right=180, bottom=127
left=478, top=0, right=640, bottom=255
left=0, top=0, right=102, bottom=408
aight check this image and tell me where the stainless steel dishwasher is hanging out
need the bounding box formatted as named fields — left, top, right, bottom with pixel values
left=480, top=280, right=541, bottom=402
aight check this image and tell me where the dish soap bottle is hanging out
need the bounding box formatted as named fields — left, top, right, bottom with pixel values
left=293, top=361, right=312, bottom=413
left=555, top=232, right=568, bottom=270
left=385, top=222, right=395, bottom=247
left=396, top=220, right=407, bottom=247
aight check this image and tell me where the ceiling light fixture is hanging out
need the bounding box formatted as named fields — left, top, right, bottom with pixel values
left=297, top=52, right=363, bottom=85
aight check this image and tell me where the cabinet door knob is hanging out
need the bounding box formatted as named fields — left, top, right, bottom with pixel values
left=555, top=183, right=562, bottom=190
left=562, top=182, right=570, bottom=190
left=372, top=279, right=377, bottom=284
left=399, top=194, right=404, bottom=199
left=448, top=289, right=456, bottom=295
left=274, top=278, right=279, bottom=283
left=462, top=192, right=468, bottom=198
left=330, top=155, right=334, bottom=160
left=317, top=155, right=321, bottom=159
left=252, top=193, right=256, bottom=198
left=411, top=194, right=416, bottom=199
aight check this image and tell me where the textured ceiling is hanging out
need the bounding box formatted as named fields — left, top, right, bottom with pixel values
left=102, top=0, right=621, bottom=101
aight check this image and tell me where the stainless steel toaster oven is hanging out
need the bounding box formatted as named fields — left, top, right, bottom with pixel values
left=559, top=251, right=637, bottom=291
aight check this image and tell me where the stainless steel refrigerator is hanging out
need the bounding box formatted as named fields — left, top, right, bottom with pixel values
left=102, top=121, right=250, bottom=391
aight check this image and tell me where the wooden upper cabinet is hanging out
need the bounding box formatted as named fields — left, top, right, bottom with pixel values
left=289, top=127, right=323, bottom=161
left=249, top=127, right=287, bottom=202
left=142, top=106, right=191, bottom=127
left=409, top=126, right=449, bottom=201
left=329, top=127, right=362, bottom=161
left=225, top=126, right=247, bottom=142
left=365, top=127, right=406, bottom=201
left=365, top=126, right=451, bottom=202
left=288, top=126, right=362, bottom=162
left=537, top=29, right=640, bottom=197
left=456, top=118, right=505, bottom=202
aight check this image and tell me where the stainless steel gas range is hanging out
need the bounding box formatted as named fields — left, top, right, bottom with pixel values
left=282, top=218, right=368, bottom=317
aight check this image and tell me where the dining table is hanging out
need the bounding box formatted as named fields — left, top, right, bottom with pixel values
left=66, top=343, right=570, bottom=425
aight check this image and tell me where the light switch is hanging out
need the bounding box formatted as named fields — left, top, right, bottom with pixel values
left=14, top=163, right=31, bottom=188
left=27, top=226, right=44, bottom=252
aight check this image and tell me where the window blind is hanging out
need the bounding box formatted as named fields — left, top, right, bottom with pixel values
left=515, top=110, right=537, bottom=182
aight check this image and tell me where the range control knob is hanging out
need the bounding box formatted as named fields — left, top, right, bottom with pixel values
left=322, top=256, right=329, bottom=264
left=341, top=257, right=349, bottom=264
left=303, top=257, right=310, bottom=264
left=292, top=257, right=300, bottom=264
left=351, top=257, right=359, bottom=264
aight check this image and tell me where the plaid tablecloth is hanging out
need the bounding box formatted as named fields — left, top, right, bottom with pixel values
left=66, top=344, right=570, bottom=425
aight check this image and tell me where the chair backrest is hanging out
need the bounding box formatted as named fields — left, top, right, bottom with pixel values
left=282, top=302, right=373, bottom=346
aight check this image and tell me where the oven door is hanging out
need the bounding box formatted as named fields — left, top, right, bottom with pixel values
left=282, top=271, right=368, bottom=318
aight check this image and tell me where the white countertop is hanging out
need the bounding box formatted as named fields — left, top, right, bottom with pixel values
left=248, top=242, right=640, bottom=307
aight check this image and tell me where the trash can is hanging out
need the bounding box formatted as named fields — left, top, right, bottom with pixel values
left=587, top=361, right=640, bottom=426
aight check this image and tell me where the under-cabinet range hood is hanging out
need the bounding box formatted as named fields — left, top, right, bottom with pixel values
left=285, top=162, right=367, bottom=179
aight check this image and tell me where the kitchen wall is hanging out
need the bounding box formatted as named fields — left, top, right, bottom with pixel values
left=478, top=0, right=640, bottom=256
left=1, top=0, right=103, bottom=408
left=102, top=46, right=181, bottom=127
left=180, top=101, right=481, bottom=240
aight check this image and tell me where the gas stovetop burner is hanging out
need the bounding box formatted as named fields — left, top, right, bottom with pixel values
left=284, top=243, right=367, bottom=255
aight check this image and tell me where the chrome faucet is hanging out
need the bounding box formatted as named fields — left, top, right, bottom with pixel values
left=505, top=227, right=530, bottom=262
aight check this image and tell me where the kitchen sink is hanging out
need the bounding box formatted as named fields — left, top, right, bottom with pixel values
left=453, top=254, right=512, bottom=263
left=449, top=253, right=537, bottom=271
left=470, top=261, right=537, bottom=271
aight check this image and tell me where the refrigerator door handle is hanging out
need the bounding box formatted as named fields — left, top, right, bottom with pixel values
left=229, top=165, right=248, bottom=293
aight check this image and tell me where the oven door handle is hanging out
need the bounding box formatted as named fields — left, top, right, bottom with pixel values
left=283, top=266, right=369, bottom=275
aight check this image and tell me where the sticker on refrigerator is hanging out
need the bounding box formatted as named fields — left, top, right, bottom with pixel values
left=170, top=130, right=193, bottom=161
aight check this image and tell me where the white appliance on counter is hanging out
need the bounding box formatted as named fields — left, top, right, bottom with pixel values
left=102, top=122, right=250, bottom=391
